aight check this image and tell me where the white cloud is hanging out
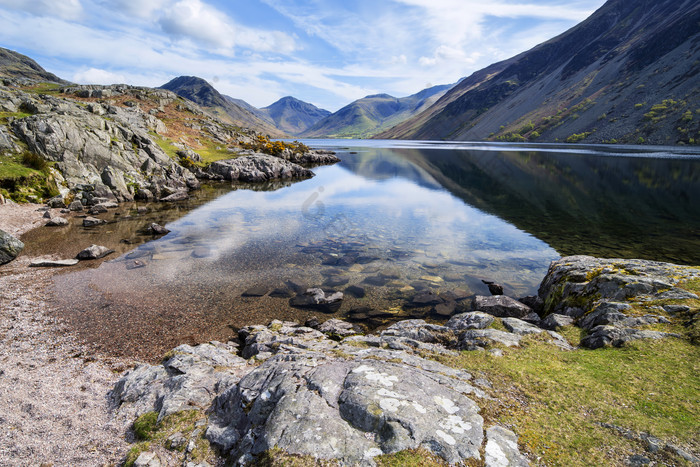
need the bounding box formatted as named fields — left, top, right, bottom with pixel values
left=0, top=0, right=83, bottom=19
left=107, top=0, right=168, bottom=19
left=159, top=0, right=236, bottom=48
left=73, top=68, right=127, bottom=85
left=158, top=0, right=296, bottom=54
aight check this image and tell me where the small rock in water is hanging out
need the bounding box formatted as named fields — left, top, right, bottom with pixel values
left=83, top=216, right=106, bottom=227
left=46, top=217, right=69, bottom=226
left=344, top=285, right=366, bottom=298
left=241, top=285, right=269, bottom=297
left=68, top=200, right=84, bottom=212
left=76, top=244, right=114, bottom=260
left=269, top=287, right=293, bottom=298
left=150, top=223, right=170, bottom=235
left=42, top=210, right=52, bottom=219
left=126, top=260, right=146, bottom=270
left=433, top=301, right=457, bottom=317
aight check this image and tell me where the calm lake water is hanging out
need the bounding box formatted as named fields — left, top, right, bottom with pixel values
left=25, top=140, right=700, bottom=359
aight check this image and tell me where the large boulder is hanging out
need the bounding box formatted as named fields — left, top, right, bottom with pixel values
left=0, top=229, right=24, bottom=264
left=208, top=154, right=313, bottom=182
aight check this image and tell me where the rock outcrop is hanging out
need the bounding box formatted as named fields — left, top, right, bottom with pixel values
left=207, top=154, right=313, bottom=182
left=538, top=256, right=700, bottom=348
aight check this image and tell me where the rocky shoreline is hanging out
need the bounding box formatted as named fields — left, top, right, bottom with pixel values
left=2, top=204, right=700, bottom=466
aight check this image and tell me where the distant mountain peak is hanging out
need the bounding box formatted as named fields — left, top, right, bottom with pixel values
left=261, top=96, right=331, bottom=136
left=0, top=47, right=69, bottom=84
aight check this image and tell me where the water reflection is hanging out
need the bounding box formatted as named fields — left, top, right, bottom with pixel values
left=44, top=141, right=700, bottom=360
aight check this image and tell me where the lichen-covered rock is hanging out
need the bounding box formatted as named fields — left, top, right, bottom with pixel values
left=539, top=256, right=700, bottom=315
left=208, top=154, right=313, bottom=182
left=446, top=312, right=495, bottom=330
left=207, top=349, right=484, bottom=465
left=112, top=342, right=248, bottom=421
left=539, top=256, right=700, bottom=348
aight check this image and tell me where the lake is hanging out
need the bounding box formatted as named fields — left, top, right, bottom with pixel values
left=25, top=140, right=700, bottom=359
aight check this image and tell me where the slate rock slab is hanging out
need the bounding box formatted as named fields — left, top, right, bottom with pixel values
left=473, top=295, right=531, bottom=318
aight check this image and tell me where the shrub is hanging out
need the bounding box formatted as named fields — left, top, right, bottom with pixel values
left=21, top=151, right=48, bottom=172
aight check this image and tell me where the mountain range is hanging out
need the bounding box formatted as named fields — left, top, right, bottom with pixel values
left=379, top=0, right=700, bottom=145
left=300, top=85, right=451, bottom=138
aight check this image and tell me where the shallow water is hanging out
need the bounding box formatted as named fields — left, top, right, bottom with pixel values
left=29, top=141, right=700, bottom=360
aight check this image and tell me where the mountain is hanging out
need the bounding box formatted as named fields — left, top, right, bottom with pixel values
left=260, top=96, right=330, bottom=136
left=302, top=84, right=452, bottom=139
left=160, top=76, right=284, bottom=137
left=379, top=0, right=700, bottom=145
left=0, top=47, right=68, bottom=83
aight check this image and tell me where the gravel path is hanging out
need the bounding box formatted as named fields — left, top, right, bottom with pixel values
left=0, top=205, right=133, bottom=466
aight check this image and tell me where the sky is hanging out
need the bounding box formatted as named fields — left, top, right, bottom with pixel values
left=0, top=0, right=606, bottom=112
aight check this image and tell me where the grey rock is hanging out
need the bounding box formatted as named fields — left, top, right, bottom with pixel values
left=579, top=302, right=632, bottom=330
left=408, top=290, right=444, bottom=307
left=446, top=312, right=495, bottom=331
left=83, top=216, right=106, bottom=227
left=0, top=229, right=24, bottom=264
left=485, top=426, right=529, bottom=467
left=207, top=357, right=483, bottom=465
left=133, top=451, right=161, bottom=467
left=29, top=258, right=79, bottom=267
left=459, top=329, right=521, bottom=349
left=626, top=454, right=650, bottom=466
left=580, top=325, right=678, bottom=349
left=45, top=216, right=69, bottom=226
left=208, top=154, right=313, bottom=182
left=42, top=210, right=52, bottom=219
left=150, top=223, right=170, bottom=235
left=113, top=342, right=247, bottom=421
left=47, top=196, right=66, bottom=208
left=521, top=311, right=542, bottom=325
left=381, top=319, right=456, bottom=346
left=662, top=304, right=690, bottom=315
left=501, top=318, right=544, bottom=335
left=68, top=200, right=83, bottom=211
left=518, top=295, right=544, bottom=313
left=160, top=190, right=188, bottom=202
left=76, top=244, right=114, bottom=260
left=473, top=295, right=532, bottom=318
left=317, top=318, right=360, bottom=338
left=541, top=314, right=575, bottom=330
left=539, top=256, right=700, bottom=315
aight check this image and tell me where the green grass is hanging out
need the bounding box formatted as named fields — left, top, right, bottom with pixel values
left=433, top=333, right=699, bottom=466
left=21, top=82, right=62, bottom=95
left=0, top=111, right=33, bottom=123
left=125, top=410, right=214, bottom=466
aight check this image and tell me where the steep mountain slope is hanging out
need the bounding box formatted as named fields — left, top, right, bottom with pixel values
left=379, top=0, right=700, bottom=145
left=160, top=76, right=284, bottom=137
left=260, top=96, right=330, bottom=136
left=302, top=84, right=451, bottom=138
left=0, top=47, right=68, bottom=84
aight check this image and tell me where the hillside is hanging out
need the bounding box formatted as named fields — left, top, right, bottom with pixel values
left=379, top=0, right=700, bottom=145
left=0, top=47, right=68, bottom=84
left=302, top=84, right=451, bottom=139
left=260, top=96, right=330, bottom=136
left=160, top=76, right=285, bottom=137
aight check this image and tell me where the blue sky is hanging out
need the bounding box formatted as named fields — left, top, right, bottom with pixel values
left=0, top=0, right=605, bottom=111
